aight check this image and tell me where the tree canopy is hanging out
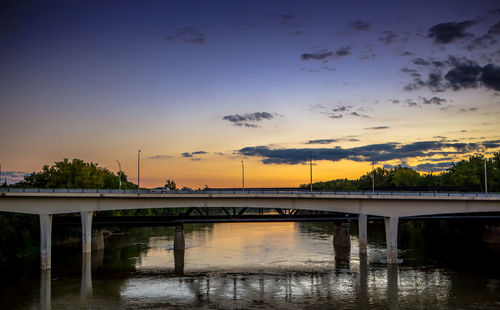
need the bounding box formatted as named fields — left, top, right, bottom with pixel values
left=302, top=153, right=500, bottom=192
left=15, top=158, right=137, bottom=189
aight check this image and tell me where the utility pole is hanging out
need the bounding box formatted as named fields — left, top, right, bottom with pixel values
left=138, top=150, right=141, bottom=191
left=484, top=157, right=488, bottom=195
left=309, top=151, right=313, bottom=192
left=241, top=161, right=245, bottom=189
left=372, top=162, right=375, bottom=193
left=116, top=160, right=122, bottom=190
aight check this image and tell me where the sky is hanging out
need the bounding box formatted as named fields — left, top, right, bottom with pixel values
left=1, top=0, right=500, bottom=188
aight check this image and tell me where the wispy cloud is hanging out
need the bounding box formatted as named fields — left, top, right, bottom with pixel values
left=149, top=155, right=172, bottom=160
left=165, top=26, right=205, bottom=44
left=223, top=112, right=277, bottom=128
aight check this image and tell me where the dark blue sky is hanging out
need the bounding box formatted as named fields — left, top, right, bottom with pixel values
left=1, top=0, right=499, bottom=187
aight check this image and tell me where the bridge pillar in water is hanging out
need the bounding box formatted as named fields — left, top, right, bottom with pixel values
left=384, top=216, right=399, bottom=264
left=40, top=214, right=52, bottom=270
left=174, top=224, right=185, bottom=250
left=358, top=214, right=368, bottom=254
left=81, top=211, right=93, bottom=253
left=334, top=222, right=351, bottom=264
left=40, top=269, right=51, bottom=310
left=92, top=229, right=104, bottom=251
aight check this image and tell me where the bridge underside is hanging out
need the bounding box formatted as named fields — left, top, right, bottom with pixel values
left=2, top=194, right=500, bottom=217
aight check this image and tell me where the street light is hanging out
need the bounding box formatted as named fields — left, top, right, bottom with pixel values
left=138, top=150, right=141, bottom=191
left=241, top=161, right=245, bottom=190
left=309, top=151, right=313, bottom=192
left=372, top=162, right=375, bottom=193
left=484, top=156, right=488, bottom=195
left=116, top=160, right=122, bottom=190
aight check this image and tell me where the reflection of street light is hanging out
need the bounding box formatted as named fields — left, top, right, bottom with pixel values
left=138, top=150, right=141, bottom=190
left=116, top=160, right=122, bottom=190
left=372, top=162, right=375, bottom=193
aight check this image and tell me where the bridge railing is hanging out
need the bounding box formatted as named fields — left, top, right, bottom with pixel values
left=1, top=187, right=499, bottom=197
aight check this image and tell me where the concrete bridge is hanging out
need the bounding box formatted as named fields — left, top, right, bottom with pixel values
left=1, top=188, right=500, bottom=269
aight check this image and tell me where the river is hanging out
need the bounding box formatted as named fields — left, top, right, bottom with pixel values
left=1, top=220, right=500, bottom=309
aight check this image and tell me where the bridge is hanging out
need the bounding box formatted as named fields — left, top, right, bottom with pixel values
left=1, top=187, right=500, bottom=269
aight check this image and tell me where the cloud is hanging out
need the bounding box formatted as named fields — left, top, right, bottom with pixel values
left=403, top=56, right=500, bottom=92
left=488, top=21, right=500, bottom=35
left=301, top=46, right=351, bottom=61
left=311, top=104, right=370, bottom=119
left=445, top=58, right=482, bottom=90
left=165, top=26, right=205, bottom=44
left=301, top=50, right=333, bottom=60
left=149, top=155, right=172, bottom=160
left=400, top=51, right=414, bottom=57
left=460, top=107, right=479, bottom=112
left=237, top=140, right=500, bottom=165
left=350, top=20, right=371, bottom=31
left=350, top=112, right=370, bottom=118
left=272, top=13, right=302, bottom=28
left=306, top=139, right=338, bottom=145
left=222, top=112, right=276, bottom=128
left=182, top=151, right=208, bottom=159
left=428, top=20, right=476, bottom=44
left=379, top=31, right=397, bottom=45
left=413, top=162, right=453, bottom=172
left=0, top=171, right=29, bottom=184
left=335, top=46, right=351, bottom=57
left=365, top=126, right=389, bottom=130
left=419, top=96, right=447, bottom=105
left=481, top=63, right=500, bottom=91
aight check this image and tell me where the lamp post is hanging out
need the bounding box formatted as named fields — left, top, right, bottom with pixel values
left=484, top=157, right=488, bottom=195
left=309, top=151, right=313, bottom=192
left=116, top=160, right=122, bottom=190
left=241, top=161, right=245, bottom=190
left=372, top=162, right=375, bottom=193
left=138, top=150, right=141, bottom=191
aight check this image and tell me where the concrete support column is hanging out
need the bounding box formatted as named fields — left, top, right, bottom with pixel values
left=80, top=252, right=93, bottom=299
left=358, top=214, right=368, bottom=254
left=91, top=229, right=104, bottom=251
left=40, top=214, right=52, bottom=270
left=384, top=216, right=399, bottom=264
left=174, top=224, right=185, bottom=250
left=334, top=222, right=351, bottom=265
left=40, top=269, right=51, bottom=310
left=81, top=211, right=93, bottom=253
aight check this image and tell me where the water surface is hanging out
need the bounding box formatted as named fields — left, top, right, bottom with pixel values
left=1, top=221, right=500, bottom=309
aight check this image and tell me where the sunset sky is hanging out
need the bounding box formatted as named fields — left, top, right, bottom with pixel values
left=1, top=0, right=500, bottom=188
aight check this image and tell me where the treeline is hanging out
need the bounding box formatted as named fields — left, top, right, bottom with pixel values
left=301, top=153, right=500, bottom=192
left=0, top=158, right=173, bottom=262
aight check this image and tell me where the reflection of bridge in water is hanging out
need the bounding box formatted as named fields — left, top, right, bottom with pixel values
left=1, top=188, right=500, bottom=269
left=39, top=224, right=400, bottom=310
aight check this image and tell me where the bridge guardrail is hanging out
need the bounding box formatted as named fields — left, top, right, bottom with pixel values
left=1, top=187, right=499, bottom=197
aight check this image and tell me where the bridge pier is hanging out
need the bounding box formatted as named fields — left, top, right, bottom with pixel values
left=358, top=214, right=367, bottom=254
left=174, top=224, right=185, bottom=250
left=384, top=216, right=399, bottom=264
left=40, top=214, right=52, bottom=270
left=81, top=211, right=93, bottom=253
